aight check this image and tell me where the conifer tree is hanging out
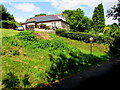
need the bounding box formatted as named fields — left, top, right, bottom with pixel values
left=92, top=3, right=105, bottom=32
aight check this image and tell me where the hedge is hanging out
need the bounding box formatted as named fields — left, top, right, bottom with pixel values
left=55, top=29, right=114, bottom=44
left=2, top=20, right=17, bottom=29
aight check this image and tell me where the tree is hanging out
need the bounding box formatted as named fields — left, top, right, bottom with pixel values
left=106, top=0, right=120, bottom=25
left=0, top=4, right=17, bottom=29
left=92, top=3, right=105, bottom=32
left=82, top=16, right=92, bottom=32
left=62, top=8, right=90, bottom=32
left=35, top=13, right=46, bottom=17
left=0, top=4, right=15, bottom=21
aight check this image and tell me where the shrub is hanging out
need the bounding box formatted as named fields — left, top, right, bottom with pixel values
left=56, top=31, right=114, bottom=44
left=16, top=31, right=37, bottom=41
left=63, top=32, right=93, bottom=43
left=55, top=29, right=66, bottom=36
left=2, top=20, right=17, bottom=29
left=95, top=35, right=114, bottom=44
left=109, top=36, right=120, bottom=55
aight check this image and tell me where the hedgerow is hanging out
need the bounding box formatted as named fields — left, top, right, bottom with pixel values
left=55, top=29, right=114, bottom=44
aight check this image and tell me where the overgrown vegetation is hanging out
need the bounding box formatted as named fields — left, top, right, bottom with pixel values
left=2, top=30, right=110, bottom=89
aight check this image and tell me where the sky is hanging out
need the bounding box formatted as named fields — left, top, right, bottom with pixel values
left=0, top=0, right=119, bottom=25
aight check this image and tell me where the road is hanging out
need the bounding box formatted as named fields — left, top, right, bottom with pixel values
left=43, top=57, right=120, bottom=89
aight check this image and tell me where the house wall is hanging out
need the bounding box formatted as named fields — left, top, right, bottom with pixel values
left=60, top=21, right=70, bottom=31
left=22, top=24, right=26, bottom=30
left=37, top=20, right=70, bottom=30
left=22, top=20, right=70, bottom=31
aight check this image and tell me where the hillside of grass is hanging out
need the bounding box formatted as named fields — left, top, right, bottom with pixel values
left=1, top=29, right=22, bottom=37
left=61, top=37, right=109, bottom=57
left=2, top=29, right=111, bottom=89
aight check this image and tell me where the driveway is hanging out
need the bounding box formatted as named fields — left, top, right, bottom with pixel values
left=34, top=29, right=55, bottom=33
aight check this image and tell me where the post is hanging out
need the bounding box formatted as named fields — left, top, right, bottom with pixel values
left=89, top=37, right=93, bottom=55
left=90, top=40, right=92, bottom=55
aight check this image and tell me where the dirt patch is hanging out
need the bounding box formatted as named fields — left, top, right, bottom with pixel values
left=14, top=60, right=28, bottom=64
left=33, top=32, right=51, bottom=40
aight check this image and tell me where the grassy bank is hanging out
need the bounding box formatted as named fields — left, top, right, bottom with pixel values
left=2, top=29, right=110, bottom=89
left=1, top=29, right=22, bottom=37
left=61, top=37, right=109, bottom=57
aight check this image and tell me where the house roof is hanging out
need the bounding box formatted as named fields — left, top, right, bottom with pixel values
left=23, top=14, right=68, bottom=24
left=35, top=15, right=60, bottom=22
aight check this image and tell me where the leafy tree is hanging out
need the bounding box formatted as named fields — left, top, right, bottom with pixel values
left=35, top=13, right=46, bottom=17
left=62, top=8, right=85, bottom=32
left=82, top=16, right=92, bottom=32
left=0, top=4, right=15, bottom=21
left=106, top=0, right=120, bottom=25
left=0, top=4, right=17, bottom=29
left=92, top=3, right=105, bottom=32
left=107, top=23, right=120, bottom=37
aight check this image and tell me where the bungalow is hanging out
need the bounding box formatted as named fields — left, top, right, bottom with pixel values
left=22, top=14, right=70, bottom=31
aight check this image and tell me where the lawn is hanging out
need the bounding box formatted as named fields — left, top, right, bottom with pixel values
left=1, top=28, right=22, bottom=37
left=61, top=37, right=109, bottom=57
left=2, top=29, right=111, bottom=89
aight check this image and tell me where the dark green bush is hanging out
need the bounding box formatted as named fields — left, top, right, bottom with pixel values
left=55, top=29, right=66, bottom=36
left=2, top=20, right=17, bottom=29
left=94, top=35, right=114, bottom=44
left=56, top=31, right=114, bottom=44
left=17, top=31, right=37, bottom=41
left=64, top=32, right=93, bottom=43
left=109, top=36, right=120, bottom=55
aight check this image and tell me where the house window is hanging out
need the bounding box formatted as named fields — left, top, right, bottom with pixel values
left=51, top=22, right=57, bottom=30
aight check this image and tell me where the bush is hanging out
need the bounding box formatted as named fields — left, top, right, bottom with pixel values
left=64, top=32, right=93, bottom=43
left=55, top=29, right=66, bottom=36
left=56, top=30, right=114, bottom=44
left=2, top=20, right=17, bottom=29
left=17, top=31, right=37, bottom=41
left=109, top=36, right=120, bottom=55
left=94, top=34, right=114, bottom=44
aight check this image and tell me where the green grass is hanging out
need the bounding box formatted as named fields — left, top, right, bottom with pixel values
left=1, top=28, right=22, bottom=37
left=60, top=37, right=109, bottom=57
left=2, top=29, right=111, bottom=89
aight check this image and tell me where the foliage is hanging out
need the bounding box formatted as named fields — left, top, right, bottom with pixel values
left=0, top=4, right=19, bottom=29
left=45, top=26, right=50, bottom=30
left=62, top=8, right=92, bottom=32
left=106, top=0, right=120, bottom=24
left=106, top=23, right=120, bottom=38
left=2, top=20, right=17, bottom=29
left=0, top=4, right=15, bottom=21
left=82, top=16, right=92, bottom=32
left=55, top=29, right=66, bottom=35
left=56, top=31, right=114, bottom=44
left=92, top=3, right=105, bottom=32
left=109, top=35, right=120, bottom=56
left=2, top=72, right=20, bottom=89
left=35, top=13, right=46, bottom=17
left=2, top=30, right=109, bottom=88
